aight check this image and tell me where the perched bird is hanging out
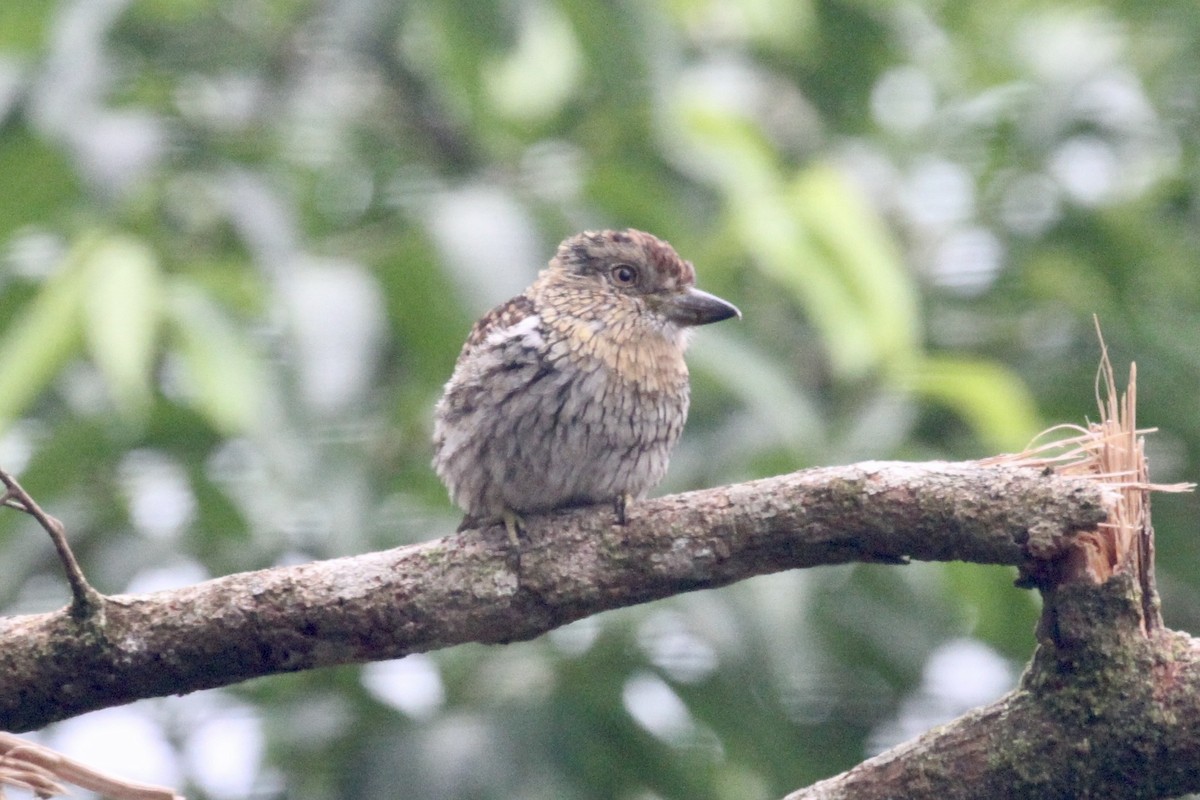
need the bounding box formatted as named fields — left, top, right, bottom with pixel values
left=432, top=229, right=740, bottom=544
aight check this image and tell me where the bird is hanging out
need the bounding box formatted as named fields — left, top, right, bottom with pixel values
left=432, top=228, right=740, bottom=547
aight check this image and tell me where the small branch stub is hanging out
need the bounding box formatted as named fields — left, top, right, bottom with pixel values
left=0, top=468, right=104, bottom=619
left=789, top=339, right=1197, bottom=800
left=984, top=335, right=1191, bottom=625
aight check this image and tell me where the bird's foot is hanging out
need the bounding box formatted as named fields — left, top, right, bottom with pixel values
left=613, top=493, right=632, bottom=526
left=501, top=508, right=526, bottom=549
left=459, top=511, right=525, bottom=570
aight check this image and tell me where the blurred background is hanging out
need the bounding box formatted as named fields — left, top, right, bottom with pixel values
left=1, top=0, right=1198, bottom=798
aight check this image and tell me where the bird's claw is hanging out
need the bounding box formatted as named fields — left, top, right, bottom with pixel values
left=502, top=508, right=526, bottom=549
left=613, top=494, right=631, bottom=526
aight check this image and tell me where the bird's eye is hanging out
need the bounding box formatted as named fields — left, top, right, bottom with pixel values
left=610, top=264, right=638, bottom=286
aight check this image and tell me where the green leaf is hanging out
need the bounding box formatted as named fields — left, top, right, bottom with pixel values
left=677, top=111, right=884, bottom=379
left=483, top=2, right=581, bottom=121
left=733, top=187, right=877, bottom=379
left=0, top=0, right=53, bottom=52
left=166, top=281, right=263, bottom=434
left=942, top=562, right=1040, bottom=659
left=673, top=107, right=918, bottom=382
left=688, top=329, right=823, bottom=453
left=0, top=130, right=81, bottom=239
left=81, top=234, right=163, bottom=418
left=908, top=356, right=1042, bottom=452
left=790, top=164, right=920, bottom=376
left=0, top=240, right=92, bottom=432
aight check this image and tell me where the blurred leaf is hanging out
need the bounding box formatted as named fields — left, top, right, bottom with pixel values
left=483, top=2, right=581, bottom=122
left=666, top=0, right=816, bottom=49
left=676, top=104, right=917, bottom=381
left=908, top=356, right=1042, bottom=452
left=0, top=1, right=53, bottom=52
left=587, top=159, right=697, bottom=237
left=1024, top=248, right=1117, bottom=314
left=675, top=104, right=777, bottom=193
left=165, top=281, right=263, bottom=434
left=0, top=239, right=92, bottom=432
left=0, top=131, right=80, bottom=239
left=558, top=1, right=649, bottom=106
left=790, top=164, right=920, bottom=376
left=81, top=234, right=163, bottom=418
left=676, top=109, right=879, bottom=379
left=688, top=330, right=823, bottom=454
left=942, top=562, right=1040, bottom=659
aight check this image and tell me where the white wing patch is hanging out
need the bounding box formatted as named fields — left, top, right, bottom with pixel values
left=486, top=313, right=544, bottom=348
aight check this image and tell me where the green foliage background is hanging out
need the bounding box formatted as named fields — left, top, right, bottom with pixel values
left=2, top=1, right=1199, bottom=797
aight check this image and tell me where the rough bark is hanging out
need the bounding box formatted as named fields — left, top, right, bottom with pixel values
left=0, top=461, right=1105, bottom=732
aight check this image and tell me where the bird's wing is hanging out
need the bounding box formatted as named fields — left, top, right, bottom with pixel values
left=462, top=294, right=539, bottom=351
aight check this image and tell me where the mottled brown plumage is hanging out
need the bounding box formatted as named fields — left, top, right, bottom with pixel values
left=432, top=229, right=739, bottom=535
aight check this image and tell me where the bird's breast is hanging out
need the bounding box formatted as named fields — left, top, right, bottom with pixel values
left=544, top=311, right=689, bottom=395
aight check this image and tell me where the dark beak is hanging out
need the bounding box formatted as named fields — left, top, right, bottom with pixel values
left=662, top=287, right=741, bottom=327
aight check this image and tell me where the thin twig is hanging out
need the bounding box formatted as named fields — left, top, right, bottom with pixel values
left=0, top=467, right=103, bottom=618
left=0, top=732, right=183, bottom=800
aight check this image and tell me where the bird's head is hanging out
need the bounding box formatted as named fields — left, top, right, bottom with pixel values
left=544, top=229, right=740, bottom=334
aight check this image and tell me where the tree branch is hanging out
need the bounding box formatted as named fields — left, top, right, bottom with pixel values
left=0, top=470, right=102, bottom=619
left=783, top=355, right=1200, bottom=799
left=0, top=461, right=1105, bottom=731
left=787, top=576, right=1200, bottom=800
